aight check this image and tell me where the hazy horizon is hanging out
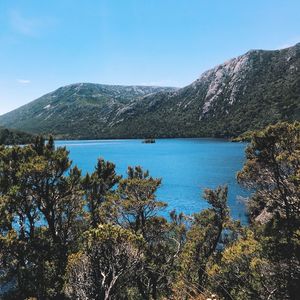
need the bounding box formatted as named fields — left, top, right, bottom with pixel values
left=1, top=0, right=300, bottom=115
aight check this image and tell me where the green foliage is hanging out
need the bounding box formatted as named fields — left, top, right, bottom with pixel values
left=237, top=121, right=300, bottom=223
left=104, top=166, right=178, bottom=299
left=177, top=186, right=238, bottom=297
left=0, top=121, right=299, bottom=299
left=82, top=158, right=121, bottom=227
left=109, top=166, right=166, bottom=234
left=65, top=224, right=144, bottom=300
left=208, top=230, right=278, bottom=300
left=231, top=130, right=254, bottom=142
left=0, top=136, right=85, bottom=299
left=0, top=127, right=34, bottom=145
left=236, top=121, right=300, bottom=299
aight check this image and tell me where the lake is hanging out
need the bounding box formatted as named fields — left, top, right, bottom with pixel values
left=56, top=138, right=249, bottom=223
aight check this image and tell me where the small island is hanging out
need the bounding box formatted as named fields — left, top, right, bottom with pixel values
left=142, top=138, right=156, bottom=144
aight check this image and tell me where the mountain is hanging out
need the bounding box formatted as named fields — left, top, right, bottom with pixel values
left=0, top=43, right=299, bottom=139
left=111, top=43, right=300, bottom=138
left=0, top=84, right=177, bottom=139
left=0, top=127, right=35, bottom=145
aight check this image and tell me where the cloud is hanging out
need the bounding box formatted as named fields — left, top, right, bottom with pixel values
left=9, top=10, right=58, bottom=37
left=17, top=79, right=31, bottom=84
left=10, top=11, right=38, bottom=36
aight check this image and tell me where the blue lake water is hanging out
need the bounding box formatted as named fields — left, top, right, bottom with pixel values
left=56, top=139, right=249, bottom=223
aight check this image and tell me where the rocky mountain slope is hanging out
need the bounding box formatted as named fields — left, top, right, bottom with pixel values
left=0, top=84, right=177, bottom=139
left=0, top=43, right=299, bottom=139
left=111, top=43, right=300, bottom=138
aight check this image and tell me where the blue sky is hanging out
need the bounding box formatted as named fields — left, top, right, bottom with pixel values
left=1, top=0, right=300, bottom=115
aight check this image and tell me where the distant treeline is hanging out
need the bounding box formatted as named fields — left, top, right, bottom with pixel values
left=0, top=122, right=299, bottom=300
left=0, top=127, right=34, bottom=145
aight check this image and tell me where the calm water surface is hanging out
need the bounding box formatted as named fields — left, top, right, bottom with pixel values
left=56, top=139, right=248, bottom=223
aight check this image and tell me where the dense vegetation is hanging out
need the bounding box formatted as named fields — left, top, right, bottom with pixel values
left=0, top=44, right=299, bottom=139
left=0, top=122, right=299, bottom=299
left=0, top=127, right=34, bottom=145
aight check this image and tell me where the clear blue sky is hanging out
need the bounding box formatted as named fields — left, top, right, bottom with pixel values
left=1, top=0, right=300, bottom=115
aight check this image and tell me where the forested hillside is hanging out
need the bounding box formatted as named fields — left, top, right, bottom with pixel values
left=0, top=84, right=177, bottom=139
left=0, top=127, right=34, bottom=145
left=0, top=43, right=299, bottom=139
left=112, top=43, right=300, bottom=138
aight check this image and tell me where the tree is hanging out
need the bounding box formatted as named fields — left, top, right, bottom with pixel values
left=178, top=186, right=235, bottom=297
left=237, top=122, right=300, bottom=299
left=65, top=224, right=144, bottom=300
left=2, top=122, right=299, bottom=299
left=237, top=122, right=300, bottom=224
left=109, top=166, right=166, bottom=236
left=0, top=136, right=85, bottom=298
left=107, top=166, right=180, bottom=299
left=208, top=230, right=279, bottom=300
left=0, top=127, right=34, bottom=145
left=82, top=158, right=121, bottom=227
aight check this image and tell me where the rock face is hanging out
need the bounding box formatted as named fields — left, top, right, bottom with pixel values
left=111, top=43, right=300, bottom=138
left=0, top=43, right=299, bottom=139
left=196, top=44, right=300, bottom=120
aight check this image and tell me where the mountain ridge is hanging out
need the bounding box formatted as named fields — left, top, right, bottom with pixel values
left=105, top=43, right=300, bottom=138
left=0, top=84, right=177, bottom=138
left=1, top=43, right=299, bottom=139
